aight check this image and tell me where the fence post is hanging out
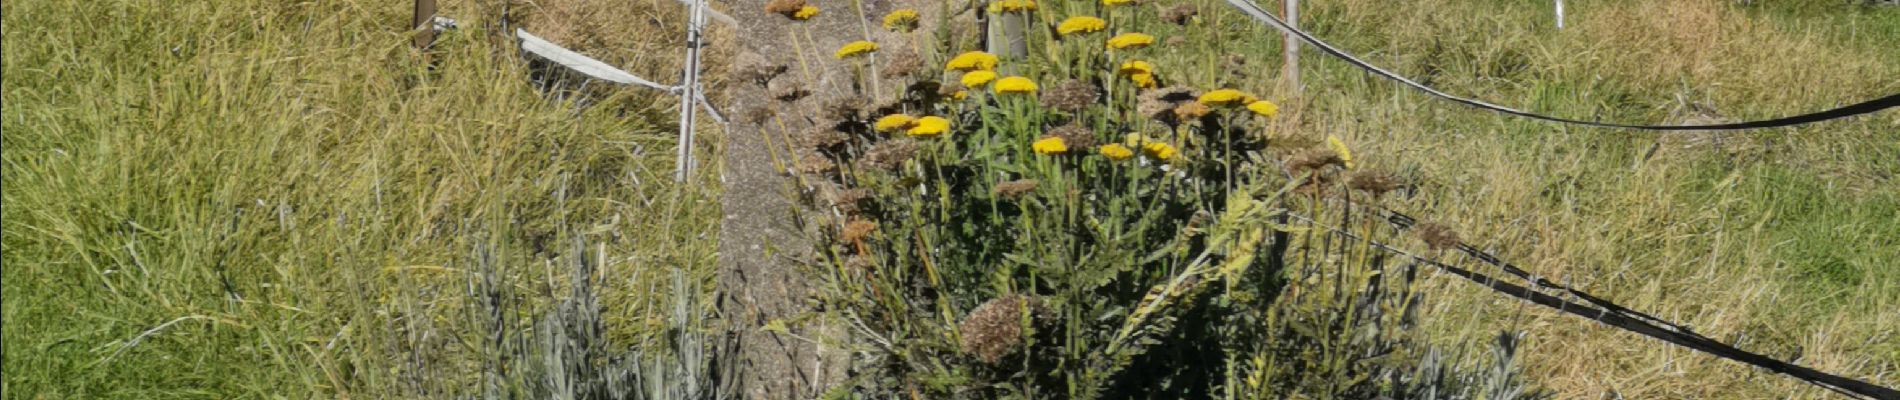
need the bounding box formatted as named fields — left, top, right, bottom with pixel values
left=1554, top=0, right=1565, bottom=29
left=1281, top=0, right=1300, bottom=93
left=987, top=11, right=1028, bottom=74
left=412, top=0, right=437, bottom=49
left=675, top=0, right=707, bottom=182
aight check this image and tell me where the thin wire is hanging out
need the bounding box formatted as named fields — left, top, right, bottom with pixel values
left=1221, top=0, right=1900, bottom=131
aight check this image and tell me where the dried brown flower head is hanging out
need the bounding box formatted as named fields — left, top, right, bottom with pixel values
left=959, top=294, right=1044, bottom=364
left=823, top=97, right=868, bottom=121
left=1347, top=170, right=1403, bottom=197
left=1161, top=4, right=1198, bottom=25
left=1286, top=148, right=1344, bottom=172
left=862, top=139, right=919, bottom=170
left=795, top=153, right=836, bottom=174
left=764, top=0, right=807, bottom=15
left=841, top=219, right=879, bottom=242
left=882, top=51, right=923, bottom=79
left=1173, top=102, right=1210, bottom=119
left=830, top=188, right=873, bottom=214
left=1040, top=79, right=1099, bottom=112
left=1048, top=123, right=1096, bottom=149
left=992, top=179, right=1040, bottom=199
left=1415, top=222, right=1461, bottom=251
left=795, top=128, right=849, bottom=151
left=1138, top=86, right=1200, bottom=122
left=938, top=81, right=967, bottom=97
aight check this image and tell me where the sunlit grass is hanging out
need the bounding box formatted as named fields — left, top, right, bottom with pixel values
left=1, top=0, right=721, bottom=397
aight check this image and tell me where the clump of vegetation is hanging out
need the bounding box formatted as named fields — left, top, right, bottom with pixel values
left=757, top=1, right=1548, bottom=398
left=1, top=0, right=722, bottom=397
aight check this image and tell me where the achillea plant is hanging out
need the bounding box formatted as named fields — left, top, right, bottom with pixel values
left=766, top=1, right=1547, bottom=398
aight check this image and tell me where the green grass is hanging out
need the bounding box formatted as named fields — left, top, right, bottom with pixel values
left=1206, top=0, right=1900, bottom=397
left=2, top=0, right=720, bottom=397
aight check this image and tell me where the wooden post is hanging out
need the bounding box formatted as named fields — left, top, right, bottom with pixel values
left=411, top=0, right=437, bottom=49
left=1280, top=0, right=1300, bottom=93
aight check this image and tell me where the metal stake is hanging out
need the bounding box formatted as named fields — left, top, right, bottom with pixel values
left=675, top=0, right=707, bottom=182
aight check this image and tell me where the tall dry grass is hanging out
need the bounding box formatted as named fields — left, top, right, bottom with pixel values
left=1259, top=0, right=1900, bottom=397
left=1, top=0, right=723, bottom=397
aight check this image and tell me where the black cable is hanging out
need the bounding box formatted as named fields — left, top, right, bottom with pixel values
left=1221, top=0, right=1900, bottom=131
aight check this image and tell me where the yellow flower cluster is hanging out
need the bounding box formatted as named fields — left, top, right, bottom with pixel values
left=835, top=40, right=878, bottom=58
left=1106, top=33, right=1154, bottom=50
left=1102, top=0, right=1135, bottom=5
left=874, top=114, right=917, bottom=132
left=792, top=5, right=819, bottom=20
left=1099, top=143, right=1135, bottom=160
left=910, top=116, right=951, bottom=137
left=994, top=76, right=1037, bottom=94
left=1057, top=16, right=1107, bottom=36
left=1032, top=137, right=1069, bottom=155
left=1122, top=135, right=1179, bottom=161
left=1118, top=60, right=1157, bottom=89
left=1197, top=88, right=1256, bottom=106
left=961, top=70, right=998, bottom=87
left=882, top=9, right=919, bottom=32
left=1246, top=100, right=1278, bottom=118
left=988, top=0, right=1037, bottom=13
left=1143, top=142, right=1178, bottom=161
left=945, top=51, right=1000, bottom=72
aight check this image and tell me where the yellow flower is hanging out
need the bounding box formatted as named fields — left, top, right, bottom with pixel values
left=961, top=70, right=998, bottom=87
left=882, top=9, right=919, bottom=31
left=834, top=40, right=878, bottom=59
left=1198, top=88, right=1254, bottom=106
left=1099, top=143, right=1135, bottom=160
left=1106, top=33, right=1155, bottom=50
left=1118, top=60, right=1157, bottom=88
left=1127, top=72, right=1156, bottom=88
left=949, top=90, right=970, bottom=101
left=1103, top=0, right=1134, bottom=5
left=987, top=0, right=1037, bottom=13
left=1117, top=60, right=1154, bottom=76
left=874, top=114, right=917, bottom=132
left=909, top=116, right=951, bottom=137
left=993, top=76, right=1037, bottom=94
left=1032, top=137, right=1069, bottom=155
left=1142, top=142, right=1179, bottom=161
left=1056, top=16, right=1107, bottom=36
left=792, top=5, right=820, bottom=20
left=945, top=51, right=999, bottom=72
left=1246, top=100, right=1279, bottom=118
left=1326, top=135, right=1354, bottom=169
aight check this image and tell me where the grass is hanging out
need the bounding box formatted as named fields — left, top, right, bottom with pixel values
left=1246, top=0, right=1900, bottom=397
left=1, top=0, right=723, bottom=397
left=2, top=0, right=1895, bottom=398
